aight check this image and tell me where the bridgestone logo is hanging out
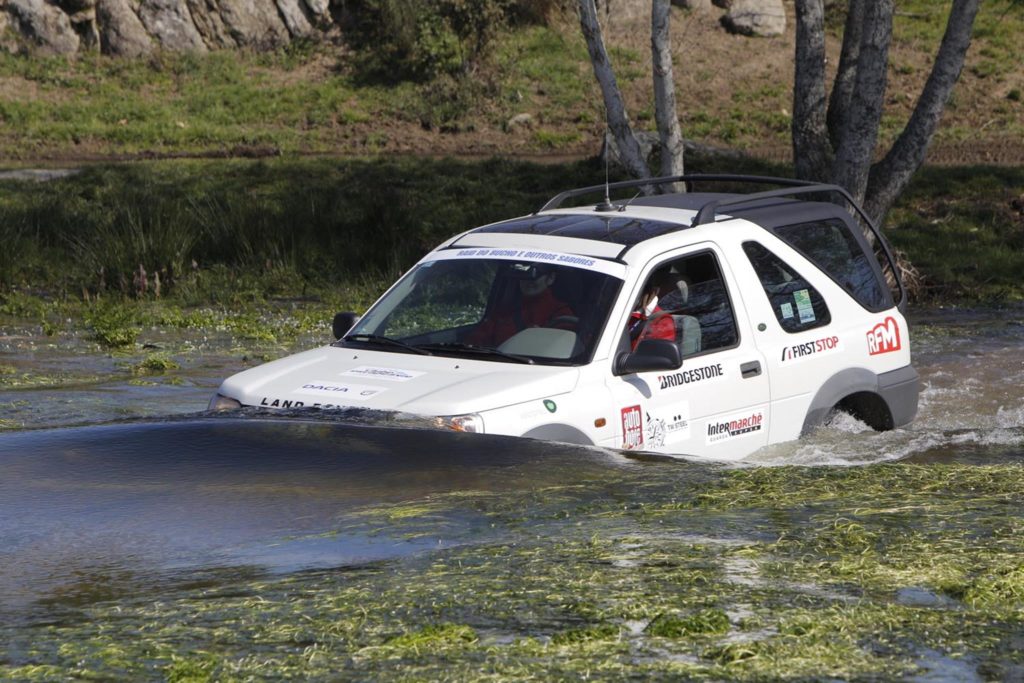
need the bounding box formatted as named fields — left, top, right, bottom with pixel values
left=658, top=363, right=724, bottom=390
left=780, top=335, right=840, bottom=362
left=706, top=410, right=764, bottom=444
left=867, top=316, right=901, bottom=355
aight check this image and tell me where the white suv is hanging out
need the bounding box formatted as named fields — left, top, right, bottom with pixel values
left=210, top=175, right=919, bottom=460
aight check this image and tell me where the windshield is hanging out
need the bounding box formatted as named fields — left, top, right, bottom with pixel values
left=345, top=255, right=623, bottom=365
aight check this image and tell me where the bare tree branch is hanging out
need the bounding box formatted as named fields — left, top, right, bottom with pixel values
left=830, top=0, right=893, bottom=203
left=792, top=0, right=830, bottom=181
left=651, top=0, right=684, bottom=189
left=578, top=0, right=649, bottom=180
left=826, top=0, right=865, bottom=151
left=865, top=0, right=980, bottom=223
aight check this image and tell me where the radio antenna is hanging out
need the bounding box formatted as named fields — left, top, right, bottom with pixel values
left=595, top=129, right=615, bottom=212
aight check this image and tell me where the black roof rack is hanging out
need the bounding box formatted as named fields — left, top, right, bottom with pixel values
left=538, top=173, right=811, bottom=213
left=537, top=173, right=905, bottom=308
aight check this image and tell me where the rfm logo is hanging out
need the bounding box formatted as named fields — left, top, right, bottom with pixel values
left=867, top=316, right=901, bottom=355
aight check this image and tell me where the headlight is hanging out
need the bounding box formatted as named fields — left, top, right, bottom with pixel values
left=208, top=393, right=242, bottom=411
left=436, top=413, right=484, bottom=433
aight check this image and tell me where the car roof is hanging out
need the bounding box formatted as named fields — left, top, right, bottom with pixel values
left=467, top=193, right=853, bottom=248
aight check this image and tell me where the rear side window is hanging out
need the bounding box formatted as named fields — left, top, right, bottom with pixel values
left=773, top=219, right=890, bottom=311
left=743, top=242, right=830, bottom=333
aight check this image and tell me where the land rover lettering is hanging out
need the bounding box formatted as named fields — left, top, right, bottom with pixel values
left=260, top=398, right=305, bottom=408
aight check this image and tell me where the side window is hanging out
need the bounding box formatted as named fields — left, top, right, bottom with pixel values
left=773, top=219, right=890, bottom=311
left=743, top=241, right=831, bottom=333
left=625, top=251, right=739, bottom=357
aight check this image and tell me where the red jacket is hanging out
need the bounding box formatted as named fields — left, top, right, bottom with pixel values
left=629, top=307, right=676, bottom=350
left=468, top=288, right=573, bottom=347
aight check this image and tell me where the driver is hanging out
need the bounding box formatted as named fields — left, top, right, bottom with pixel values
left=627, top=271, right=676, bottom=350
left=467, top=264, right=574, bottom=347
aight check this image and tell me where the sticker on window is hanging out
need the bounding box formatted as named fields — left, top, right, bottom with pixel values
left=793, top=289, right=815, bottom=323
left=781, top=302, right=794, bottom=319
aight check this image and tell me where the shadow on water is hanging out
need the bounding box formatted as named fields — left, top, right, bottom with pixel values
left=0, top=417, right=671, bottom=616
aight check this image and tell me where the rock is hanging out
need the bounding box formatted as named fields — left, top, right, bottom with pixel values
left=673, top=0, right=712, bottom=11
left=273, top=0, right=313, bottom=39
left=506, top=113, right=535, bottom=130
left=97, top=0, right=154, bottom=56
left=721, top=0, right=785, bottom=37
left=0, top=13, right=19, bottom=53
left=4, top=0, right=80, bottom=54
left=137, top=0, right=207, bottom=51
left=301, top=0, right=328, bottom=25
left=186, top=0, right=290, bottom=49
left=186, top=0, right=239, bottom=48
left=220, top=0, right=290, bottom=48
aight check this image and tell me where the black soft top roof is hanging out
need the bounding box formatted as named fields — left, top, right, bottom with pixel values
left=471, top=193, right=850, bottom=247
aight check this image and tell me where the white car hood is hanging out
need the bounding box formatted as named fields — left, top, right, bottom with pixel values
left=219, top=346, right=581, bottom=416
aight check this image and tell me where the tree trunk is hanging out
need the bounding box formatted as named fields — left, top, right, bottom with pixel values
left=826, top=0, right=865, bottom=152
left=829, top=0, right=893, bottom=205
left=792, top=0, right=830, bottom=181
left=578, top=0, right=650, bottom=181
left=864, top=0, right=980, bottom=224
left=651, top=0, right=684, bottom=190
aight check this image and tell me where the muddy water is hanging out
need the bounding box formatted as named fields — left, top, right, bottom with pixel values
left=0, top=308, right=1022, bottom=680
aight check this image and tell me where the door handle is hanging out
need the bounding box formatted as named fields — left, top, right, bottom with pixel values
left=740, top=361, right=762, bottom=378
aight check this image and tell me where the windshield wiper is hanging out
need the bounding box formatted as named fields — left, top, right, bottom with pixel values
left=341, top=333, right=433, bottom=355
left=415, top=342, right=534, bottom=364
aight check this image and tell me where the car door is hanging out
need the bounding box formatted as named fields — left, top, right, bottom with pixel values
left=607, top=245, right=770, bottom=460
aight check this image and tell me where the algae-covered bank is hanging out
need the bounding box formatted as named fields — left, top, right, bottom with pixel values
left=1, top=306, right=1023, bottom=681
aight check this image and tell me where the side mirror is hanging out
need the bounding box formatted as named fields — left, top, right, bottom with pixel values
left=332, top=312, right=360, bottom=340
left=615, top=339, right=682, bottom=376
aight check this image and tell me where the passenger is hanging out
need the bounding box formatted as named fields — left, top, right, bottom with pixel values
left=468, top=264, right=574, bottom=347
left=628, top=275, right=675, bottom=350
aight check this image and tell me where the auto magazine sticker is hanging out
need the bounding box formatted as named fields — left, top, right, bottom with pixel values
left=340, top=366, right=424, bottom=382
left=706, top=409, right=765, bottom=444
left=293, top=381, right=386, bottom=401
left=424, top=246, right=627, bottom=279
left=867, top=316, right=902, bottom=355
left=621, top=405, right=644, bottom=449
left=657, top=362, right=724, bottom=390
left=780, top=335, right=841, bottom=363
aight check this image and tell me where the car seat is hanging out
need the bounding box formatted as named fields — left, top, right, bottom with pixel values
left=660, top=274, right=702, bottom=357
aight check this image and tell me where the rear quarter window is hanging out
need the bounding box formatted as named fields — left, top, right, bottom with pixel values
left=743, top=241, right=831, bottom=333
left=772, top=219, right=890, bottom=311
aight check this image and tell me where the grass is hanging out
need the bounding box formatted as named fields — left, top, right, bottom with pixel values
left=885, top=165, right=1024, bottom=303
left=0, top=155, right=1021, bottom=316
left=3, top=461, right=1023, bottom=680
left=0, top=2, right=1019, bottom=158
